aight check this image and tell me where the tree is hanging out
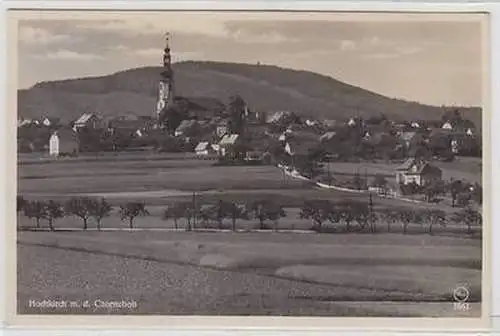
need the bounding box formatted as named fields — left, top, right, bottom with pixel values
left=422, top=209, right=447, bottom=235
left=353, top=203, right=371, bottom=232
left=65, top=197, right=94, bottom=230
left=299, top=200, right=332, bottom=232
left=449, top=179, right=463, bottom=207
left=398, top=209, right=414, bottom=235
left=293, top=153, right=324, bottom=179
left=351, top=172, right=367, bottom=191
left=371, top=174, right=388, bottom=193
left=119, top=202, right=149, bottom=230
left=451, top=206, right=482, bottom=234
left=249, top=200, right=284, bottom=230
left=174, top=201, right=197, bottom=231
left=24, top=200, right=47, bottom=229
left=229, top=202, right=249, bottom=232
left=379, top=209, right=398, bottom=233
left=267, top=204, right=286, bottom=232
left=163, top=203, right=184, bottom=230
left=88, top=198, right=113, bottom=231
left=214, top=200, right=230, bottom=230
left=44, top=200, right=65, bottom=231
left=471, top=183, right=482, bottom=206
left=338, top=201, right=357, bottom=232
left=17, top=195, right=27, bottom=213
left=456, top=192, right=471, bottom=208
left=423, top=180, right=446, bottom=203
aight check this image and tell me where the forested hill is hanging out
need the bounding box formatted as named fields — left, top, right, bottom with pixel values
left=18, top=61, right=481, bottom=128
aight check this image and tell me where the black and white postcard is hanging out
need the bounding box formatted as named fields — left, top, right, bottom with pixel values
left=5, top=9, right=491, bottom=330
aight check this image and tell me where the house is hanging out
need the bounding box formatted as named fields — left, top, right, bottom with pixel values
left=441, top=119, right=476, bottom=134
left=49, top=128, right=79, bottom=157
left=216, top=119, right=229, bottom=138
left=174, top=120, right=198, bottom=137
left=395, top=158, right=442, bottom=186
left=107, top=119, right=151, bottom=138
left=245, top=150, right=264, bottom=162
left=305, top=119, right=319, bottom=127
left=73, top=113, right=102, bottom=131
left=347, top=117, right=357, bottom=127
left=266, top=111, right=298, bottom=124
left=399, top=131, right=417, bottom=148
left=41, top=117, right=60, bottom=127
left=441, top=121, right=453, bottom=130
left=319, top=131, right=337, bottom=142
left=194, top=141, right=217, bottom=156
left=322, top=119, right=338, bottom=129
left=218, top=134, right=241, bottom=157
left=18, top=118, right=39, bottom=127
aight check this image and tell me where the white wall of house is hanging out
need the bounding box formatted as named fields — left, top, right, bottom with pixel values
left=196, top=150, right=209, bottom=156
left=49, top=134, right=59, bottom=156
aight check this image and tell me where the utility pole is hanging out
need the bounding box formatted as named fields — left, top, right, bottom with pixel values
left=192, top=191, right=196, bottom=230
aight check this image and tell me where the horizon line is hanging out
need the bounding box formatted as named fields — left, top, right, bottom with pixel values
left=17, top=60, right=482, bottom=110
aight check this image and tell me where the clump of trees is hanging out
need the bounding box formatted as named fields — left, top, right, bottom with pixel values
left=17, top=195, right=114, bottom=231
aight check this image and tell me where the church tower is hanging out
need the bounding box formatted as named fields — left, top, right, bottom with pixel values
left=155, top=32, right=175, bottom=120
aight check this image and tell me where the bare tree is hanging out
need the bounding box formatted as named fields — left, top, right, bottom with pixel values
left=451, top=206, right=482, bottom=235
left=422, top=209, right=447, bottom=235
left=162, top=203, right=184, bottom=230
left=24, top=200, right=47, bottom=229
left=398, top=209, right=414, bottom=235
left=44, top=200, right=65, bottom=231
left=17, top=195, right=27, bottom=213
left=249, top=199, right=284, bottom=230
left=65, top=197, right=93, bottom=230
left=230, top=202, right=249, bottom=232
left=338, top=201, right=357, bottom=232
left=88, top=198, right=113, bottom=231
left=119, top=202, right=149, bottom=230
left=299, top=200, right=331, bottom=232
left=379, top=209, right=398, bottom=233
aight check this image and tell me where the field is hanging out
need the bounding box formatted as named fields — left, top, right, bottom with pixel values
left=16, top=152, right=483, bottom=316
left=18, top=231, right=481, bottom=316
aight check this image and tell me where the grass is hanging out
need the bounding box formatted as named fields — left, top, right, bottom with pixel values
left=17, top=231, right=481, bottom=316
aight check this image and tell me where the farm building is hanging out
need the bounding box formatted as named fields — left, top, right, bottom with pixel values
left=195, top=141, right=217, bottom=156
left=73, top=113, right=102, bottom=131
left=218, top=134, right=242, bottom=158
left=395, top=158, right=442, bottom=186
left=49, top=128, right=79, bottom=157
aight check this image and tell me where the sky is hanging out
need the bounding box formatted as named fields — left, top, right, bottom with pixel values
left=16, top=11, right=486, bottom=107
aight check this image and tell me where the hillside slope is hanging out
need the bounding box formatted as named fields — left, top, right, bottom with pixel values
left=17, top=61, right=482, bottom=127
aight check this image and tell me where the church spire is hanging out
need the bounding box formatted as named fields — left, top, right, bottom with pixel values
left=163, top=32, right=172, bottom=71
left=155, top=31, right=175, bottom=122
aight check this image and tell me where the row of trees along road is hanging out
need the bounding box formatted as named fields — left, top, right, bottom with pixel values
left=17, top=195, right=481, bottom=235
left=17, top=196, right=147, bottom=231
